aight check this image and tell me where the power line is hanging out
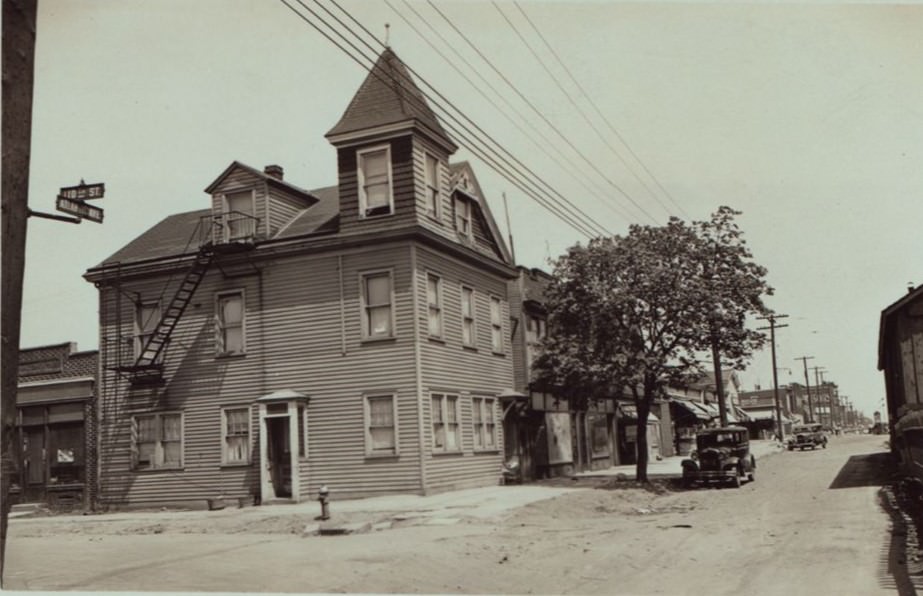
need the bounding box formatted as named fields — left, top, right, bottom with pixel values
left=493, top=1, right=675, bottom=220
left=514, top=1, right=691, bottom=220
left=281, top=0, right=605, bottom=238
left=383, top=0, right=636, bottom=225
left=424, top=0, right=660, bottom=225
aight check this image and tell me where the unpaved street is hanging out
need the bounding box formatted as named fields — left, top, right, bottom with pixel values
left=5, top=434, right=899, bottom=595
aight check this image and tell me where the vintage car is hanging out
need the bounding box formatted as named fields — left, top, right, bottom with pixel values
left=787, top=423, right=827, bottom=451
left=681, top=426, right=755, bottom=488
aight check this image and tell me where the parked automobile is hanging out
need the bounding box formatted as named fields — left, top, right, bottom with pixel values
left=787, top=423, right=827, bottom=451
left=681, top=426, right=755, bottom=489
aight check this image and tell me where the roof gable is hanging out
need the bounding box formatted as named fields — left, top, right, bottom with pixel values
left=204, top=161, right=315, bottom=201
left=449, top=161, right=512, bottom=264
left=326, top=48, right=456, bottom=152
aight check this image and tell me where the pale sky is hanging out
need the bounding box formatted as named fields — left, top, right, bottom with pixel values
left=22, top=1, right=923, bottom=420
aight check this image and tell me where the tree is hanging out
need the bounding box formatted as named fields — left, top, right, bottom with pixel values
left=691, top=206, right=773, bottom=425
left=532, top=209, right=771, bottom=482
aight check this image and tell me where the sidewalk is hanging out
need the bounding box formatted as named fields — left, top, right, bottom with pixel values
left=9, top=440, right=786, bottom=535
left=575, top=438, right=786, bottom=479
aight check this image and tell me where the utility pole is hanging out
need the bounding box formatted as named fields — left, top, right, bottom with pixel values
left=795, top=356, right=815, bottom=423
left=811, top=366, right=826, bottom=427
left=758, top=314, right=788, bottom=441
left=2, top=0, right=38, bottom=580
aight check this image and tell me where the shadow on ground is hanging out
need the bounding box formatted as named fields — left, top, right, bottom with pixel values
left=828, top=452, right=895, bottom=490
left=879, top=485, right=923, bottom=595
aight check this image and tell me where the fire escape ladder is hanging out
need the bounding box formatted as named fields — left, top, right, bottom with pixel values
left=131, top=248, right=213, bottom=379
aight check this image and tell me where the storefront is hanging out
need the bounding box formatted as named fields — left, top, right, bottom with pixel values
left=617, top=403, right=661, bottom=465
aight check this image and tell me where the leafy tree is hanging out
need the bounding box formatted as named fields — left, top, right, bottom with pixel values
left=532, top=208, right=771, bottom=481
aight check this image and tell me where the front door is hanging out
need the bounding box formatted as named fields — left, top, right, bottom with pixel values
left=266, top=417, right=291, bottom=498
left=23, top=427, right=45, bottom=501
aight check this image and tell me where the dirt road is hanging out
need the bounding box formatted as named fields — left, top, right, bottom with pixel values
left=4, top=434, right=901, bottom=595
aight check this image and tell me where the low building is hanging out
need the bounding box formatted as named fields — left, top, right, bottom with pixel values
left=878, top=283, right=923, bottom=482
left=12, top=343, right=98, bottom=509
left=738, top=387, right=793, bottom=439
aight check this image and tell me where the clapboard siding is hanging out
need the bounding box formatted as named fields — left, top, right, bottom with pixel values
left=412, top=136, right=455, bottom=242
left=415, top=246, right=512, bottom=492
left=267, top=186, right=310, bottom=237
left=337, top=135, right=418, bottom=237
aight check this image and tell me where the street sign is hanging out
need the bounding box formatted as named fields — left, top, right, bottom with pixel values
left=56, top=196, right=104, bottom=223
left=59, top=181, right=105, bottom=201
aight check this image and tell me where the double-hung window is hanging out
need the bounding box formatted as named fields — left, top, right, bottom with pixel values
left=431, top=393, right=460, bottom=452
left=132, top=412, right=183, bottom=470
left=525, top=314, right=546, bottom=368
left=461, top=286, right=476, bottom=347
left=365, top=394, right=397, bottom=456
left=424, top=153, right=440, bottom=219
left=361, top=271, right=394, bottom=339
left=358, top=146, right=392, bottom=217
left=490, top=296, right=504, bottom=353
left=216, top=291, right=245, bottom=355
left=223, top=190, right=255, bottom=242
left=427, top=274, right=443, bottom=338
left=454, top=197, right=471, bottom=238
left=134, top=301, right=161, bottom=361
left=222, top=407, right=250, bottom=465
left=472, top=397, right=497, bottom=450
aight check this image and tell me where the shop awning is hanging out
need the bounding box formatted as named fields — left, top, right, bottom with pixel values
left=671, top=399, right=712, bottom=422
left=619, top=404, right=659, bottom=422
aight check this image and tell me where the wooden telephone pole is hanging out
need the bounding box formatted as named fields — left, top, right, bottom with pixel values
left=795, top=356, right=815, bottom=423
left=758, top=314, right=788, bottom=441
left=2, top=0, right=38, bottom=581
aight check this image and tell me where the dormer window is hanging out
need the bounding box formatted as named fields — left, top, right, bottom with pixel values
left=424, top=153, right=440, bottom=219
left=223, top=190, right=256, bottom=242
left=454, top=196, right=472, bottom=238
left=358, top=145, right=393, bottom=218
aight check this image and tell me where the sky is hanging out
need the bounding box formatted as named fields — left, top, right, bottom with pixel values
left=21, top=1, right=923, bottom=421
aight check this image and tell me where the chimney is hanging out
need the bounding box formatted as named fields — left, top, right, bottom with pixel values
left=264, top=164, right=284, bottom=180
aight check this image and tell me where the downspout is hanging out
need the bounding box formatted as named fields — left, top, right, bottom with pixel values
left=410, top=245, right=428, bottom=494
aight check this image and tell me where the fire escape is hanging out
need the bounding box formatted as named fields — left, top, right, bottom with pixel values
left=111, top=210, right=259, bottom=386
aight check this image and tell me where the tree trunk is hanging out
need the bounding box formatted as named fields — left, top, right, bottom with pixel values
left=634, top=394, right=651, bottom=483
left=711, top=340, right=728, bottom=427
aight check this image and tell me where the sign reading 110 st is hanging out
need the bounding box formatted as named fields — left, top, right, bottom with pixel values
left=55, top=180, right=105, bottom=223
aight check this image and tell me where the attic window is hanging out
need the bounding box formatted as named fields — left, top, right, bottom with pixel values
left=454, top=196, right=472, bottom=239
left=358, top=145, right=393, bottom=218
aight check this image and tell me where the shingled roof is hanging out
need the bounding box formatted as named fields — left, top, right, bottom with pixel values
left=326, top=48, right=456, bottom=152
left=91, top=184, right=340, bottom=269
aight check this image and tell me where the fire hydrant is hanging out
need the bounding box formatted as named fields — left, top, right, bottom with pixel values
left=317, top=485, right=330, bottom=520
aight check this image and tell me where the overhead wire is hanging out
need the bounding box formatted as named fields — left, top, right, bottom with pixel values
left=316, top=0, right=611, bottom=237
left=280, top=0, right=605, bottom=238
left=513, top=1, right=691, bottom=220
left=424, top=0, right=660, bottom=225
left=387, top=0, right=637, bottom=225
left=493, top=0, right=676, bottom=220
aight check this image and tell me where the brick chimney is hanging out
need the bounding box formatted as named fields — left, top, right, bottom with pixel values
left=264, top=164, right=284, bottom=180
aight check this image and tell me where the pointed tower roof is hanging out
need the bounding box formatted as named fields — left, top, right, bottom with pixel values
left=326, top=48, right=457, bottom=152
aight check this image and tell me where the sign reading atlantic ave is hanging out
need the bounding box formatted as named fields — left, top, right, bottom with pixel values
left=56, top=196, right=104, bottom=223
left=59, top=181, right=105, bottom=201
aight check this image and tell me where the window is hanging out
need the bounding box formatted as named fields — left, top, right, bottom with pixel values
left=361, top=271, right=394, bottom=339
left=490, top=296, right=504, bottom=353
left=132, top=412, right=182, bottom=470
left=472, top=397, right=497, bottom=450
left=358, top=146, right=392, bottom=217
left=454, top=196, right=471, bottom=237
left=431, top=393, right=460, bottom=452
left=365, top=394, right=397, bottom=456
left=222, top=407, right=250, bottom=465
left=424, top=153, right=440, bottom=219
left=525, top=314, right=546, bottom=367
left=461, top=286, right=476, bottom=347
left=427, top=274, right=443, bottom=338
left=224, top=190, right=255, bottom=241
left=216, top=291, right=245, bottom=355
left=134, top=301, right=161, bottom=360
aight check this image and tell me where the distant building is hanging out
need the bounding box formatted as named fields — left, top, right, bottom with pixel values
left=13, top=343, right=98, bottom=509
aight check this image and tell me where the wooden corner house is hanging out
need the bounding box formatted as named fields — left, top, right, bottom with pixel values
left=84, top=49, right=516, bottom=507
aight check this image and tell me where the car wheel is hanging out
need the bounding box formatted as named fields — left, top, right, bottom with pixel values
left=732, top=469, right=742, bottom=488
